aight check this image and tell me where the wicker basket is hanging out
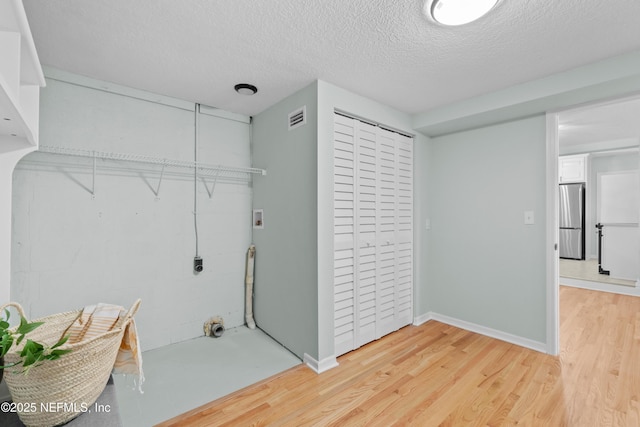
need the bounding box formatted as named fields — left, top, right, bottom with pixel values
left=1, top=300, right=141, bottom=427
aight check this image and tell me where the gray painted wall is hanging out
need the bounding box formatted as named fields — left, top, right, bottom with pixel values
left=251, top=82, right=319, bottom=361
left=414, top=135, right=432, bottom=317
left=426, top=116, right=547, bottom=343
left=11, top=76, right=253, bottom=351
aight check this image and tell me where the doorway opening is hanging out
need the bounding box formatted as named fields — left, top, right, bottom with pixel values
left=547, top=94, right=640, bottom=354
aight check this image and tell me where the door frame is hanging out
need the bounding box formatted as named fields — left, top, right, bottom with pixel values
left=545, top=112, right=560, bottom=355
left=546, top=93, right=640, bottom=356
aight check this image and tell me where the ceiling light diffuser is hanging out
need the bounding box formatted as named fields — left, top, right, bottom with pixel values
left=429, top=0, right=498, bottom=26
left=234, top=83, right=258, bottom=95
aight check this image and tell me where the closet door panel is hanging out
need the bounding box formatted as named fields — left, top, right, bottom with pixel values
left=357, top=243, right=377, bottom=346
left=376, top=128, right=397, bottom=244
left=377, top=242, right=397, bottom=337
left=396, top=241, right=413, bottom=326
left=395, top=133, right=413, bottom=328
left=396, top=133, right=413, bottom=243
left=356, top=122, right=378, bottom=246
left=335, top=247, right=355, bottom=356
left=355, top=120, right=378, bottom=346
left=334, top=114, right=356, bottom=356
left=376, top=128, right=397, bottom=337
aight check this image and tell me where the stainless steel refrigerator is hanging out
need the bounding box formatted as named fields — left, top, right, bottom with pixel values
left=559, top=183, right=585, bottom=260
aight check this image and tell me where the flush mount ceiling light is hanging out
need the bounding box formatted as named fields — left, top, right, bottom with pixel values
left=428, top=0, right=499, bottom=26
left=234, top=83, right=258, bottom=95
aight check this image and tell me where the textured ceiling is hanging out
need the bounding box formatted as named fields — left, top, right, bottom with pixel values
left=20, top=0, right=640, bottom=118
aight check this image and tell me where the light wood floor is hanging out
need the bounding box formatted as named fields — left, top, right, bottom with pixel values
left=157, top=286, right=640, bottom=426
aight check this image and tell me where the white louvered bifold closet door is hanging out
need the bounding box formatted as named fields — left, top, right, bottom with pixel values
left=375, top=127, right=397, bottom=339
left=333, top=113, right=413, bottom=357
left=395, top=133, right=414, bottom=327
left=333, top=114, right=357, bottom=357
left=355, top=121, right=378, bottom=346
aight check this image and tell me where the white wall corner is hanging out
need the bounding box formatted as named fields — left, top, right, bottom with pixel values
left=413, top=312, right=433, bottom=326
left=422, top=312, right=548, bottom=354
left=1, top=148, right=36, bottom=304
left=303, top=353, right=339, bottom=374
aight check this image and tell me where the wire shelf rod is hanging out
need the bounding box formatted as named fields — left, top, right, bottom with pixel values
left=38, top=145, right=267, bottom=176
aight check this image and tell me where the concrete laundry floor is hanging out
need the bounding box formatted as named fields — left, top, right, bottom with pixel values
left=113, top=326, right=300, bottom=426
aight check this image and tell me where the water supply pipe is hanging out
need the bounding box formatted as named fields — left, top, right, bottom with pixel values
left=203, top=316, right=225, bottom=338
left=245, top=245, right=256, bottom=329
left=210, top=322, right=225, bottom=337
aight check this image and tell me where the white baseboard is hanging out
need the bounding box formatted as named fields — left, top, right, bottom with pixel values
left=561, top=277, right=640, bottom=296
left=303, top=353, right=339, bottom=374
left=413, top=311, right=547, bottom=354
left=413, top=312, right=431, bottom=326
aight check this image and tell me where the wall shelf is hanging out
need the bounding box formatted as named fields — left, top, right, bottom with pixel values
left=39, top=145, right=266, bottom=177
left=37, top=145, right=266, bottom=196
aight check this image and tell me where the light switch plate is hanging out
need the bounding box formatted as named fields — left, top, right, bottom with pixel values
left=524, top=211, right=535, bottom=225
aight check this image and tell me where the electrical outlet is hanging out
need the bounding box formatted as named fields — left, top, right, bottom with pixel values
left=194, top=256, right=203, bottom=273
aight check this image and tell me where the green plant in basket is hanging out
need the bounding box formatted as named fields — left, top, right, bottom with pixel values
left=0, top=307, right=71, bottom=374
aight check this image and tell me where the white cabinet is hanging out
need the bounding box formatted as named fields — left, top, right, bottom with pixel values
left=559, top=154, right=588, bottom=183
left=0, top=0, right=45, bottom=151
left=333, top=113, right=413, bottom=357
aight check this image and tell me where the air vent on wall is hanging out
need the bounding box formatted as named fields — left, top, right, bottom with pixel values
left=288, top=106, right=306, bottom=130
